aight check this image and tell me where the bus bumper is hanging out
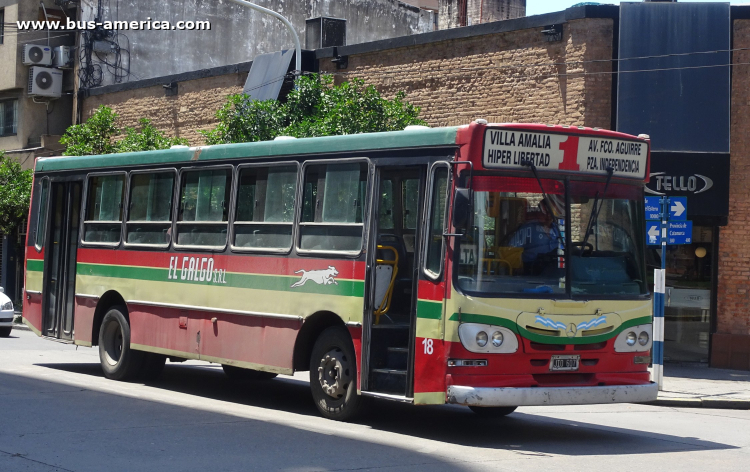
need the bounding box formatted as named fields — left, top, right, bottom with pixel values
left=447, top=382, right=658, bottom=407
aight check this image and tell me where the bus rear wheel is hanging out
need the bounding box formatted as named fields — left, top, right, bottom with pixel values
left=222, top=364, right=278, bottom=381
left=98, top=306, right=143, bottom=381
left=309, top=326, right=364, bottom=421
left=469, top=406, right=517, bottom=418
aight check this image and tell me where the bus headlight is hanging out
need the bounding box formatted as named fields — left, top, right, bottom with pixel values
left=614, top=324, right=652, bottom=352
left=458, top=323, right=518, bottom=354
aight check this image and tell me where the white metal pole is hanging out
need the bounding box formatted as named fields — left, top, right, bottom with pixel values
left=227, top=0, right=302, bottom=76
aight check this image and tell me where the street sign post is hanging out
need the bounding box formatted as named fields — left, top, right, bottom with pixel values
left=644, top=195, right=693, bottom=390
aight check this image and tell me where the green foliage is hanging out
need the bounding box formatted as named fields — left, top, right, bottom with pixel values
left=0, top=153, right=33, bottom=235
left=60, top=106, right=187, bottom=156
left=202, top=74, right=426, bottom=144
left=117, top=118, right=189, bottom=153
left=59, top=105, right=119, bottom=156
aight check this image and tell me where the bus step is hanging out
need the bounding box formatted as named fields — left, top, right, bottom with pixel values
left=386, top=347, right=408, bottom=370
left=387, top=347, right=409, bottom=353
left=370, top=369, right=407, bottom=394
left=371, top=368, right=407, bottom=375
left=372, top=324, right=410, bottom=330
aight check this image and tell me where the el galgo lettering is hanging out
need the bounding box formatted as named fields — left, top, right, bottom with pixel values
left=167, top=256, right=227, bottom=284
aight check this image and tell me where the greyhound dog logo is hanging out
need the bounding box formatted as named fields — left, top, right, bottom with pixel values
left=291, top=266, right=339, bottom=288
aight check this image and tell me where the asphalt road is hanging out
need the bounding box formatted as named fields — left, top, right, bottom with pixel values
left=1, top=329, right=748, bottom=472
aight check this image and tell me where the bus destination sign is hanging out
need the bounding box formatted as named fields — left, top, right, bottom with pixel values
left=483, top=128, right=648, bottom=179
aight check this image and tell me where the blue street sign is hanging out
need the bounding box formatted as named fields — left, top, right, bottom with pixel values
left=667, top=220, right=692, bottom=244
left=646, top=221, right=661, bottom=245
left=668, top=196, right=687, bottom=220
left=644, top=196, right=661, bottom=220
left=647, top=221, right=693, bottom=245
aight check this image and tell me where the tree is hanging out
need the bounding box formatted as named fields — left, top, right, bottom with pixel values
left=0, top=153, right=33, bottom=235
left=60, top=106, right=188, bottom=156
left=59, top=106, right=119, bottom=156
left=202, top=74, right=426, bottom=144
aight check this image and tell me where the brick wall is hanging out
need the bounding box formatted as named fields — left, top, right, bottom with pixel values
left=713, top=19, right=750, bottom=370
left=320, top=18, right=614, bottom=129
left=81, top=71, right=248, bottom=146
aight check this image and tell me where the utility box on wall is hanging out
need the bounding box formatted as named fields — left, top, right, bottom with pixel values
left=305, top=17, right=346, bottom=49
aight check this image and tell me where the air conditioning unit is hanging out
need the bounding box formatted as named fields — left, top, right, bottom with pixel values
left=28, top=67, right=63, bottom=98
left=53, top=46, right=73, bottom=69
left=23, top=44, right=53, bottom=66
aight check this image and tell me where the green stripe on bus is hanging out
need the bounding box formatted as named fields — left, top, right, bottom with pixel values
left=416, top=300, right=443, bottom=320
left=27, top=259, right=44, bottom=272
left=77, top=263, right=365, bottom=297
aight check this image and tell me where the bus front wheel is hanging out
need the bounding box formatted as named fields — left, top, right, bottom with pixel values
left=309, top=326, right=364, bottom=421
left=469, top=406, right=517, bottom=418
left=98, top=306, right=143, bottom=381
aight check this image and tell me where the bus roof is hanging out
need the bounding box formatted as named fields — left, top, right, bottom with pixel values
left=35, top=126, right=463, bottom=173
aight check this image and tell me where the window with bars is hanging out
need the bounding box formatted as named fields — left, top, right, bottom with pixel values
left=0, top=100, right=18, bottom=137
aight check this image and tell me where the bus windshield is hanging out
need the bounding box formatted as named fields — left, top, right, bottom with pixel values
left=455, top=176, right=647, bottom=297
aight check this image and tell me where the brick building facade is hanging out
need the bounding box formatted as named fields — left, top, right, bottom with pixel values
left=80, top=4, right=750, bottom=370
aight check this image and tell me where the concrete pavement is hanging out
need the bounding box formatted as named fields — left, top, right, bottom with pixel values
left=2, top=328, right=750, bottom=472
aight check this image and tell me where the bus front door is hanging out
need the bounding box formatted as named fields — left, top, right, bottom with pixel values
left=42, top=181, right=82, bottom=341
left=365, top=167, right=426, bottom=397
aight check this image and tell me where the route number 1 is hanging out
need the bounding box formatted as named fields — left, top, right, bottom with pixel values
left=422, top=338, right=434, bottom=355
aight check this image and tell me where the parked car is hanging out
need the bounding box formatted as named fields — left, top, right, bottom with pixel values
left=0, top=287, right=14, bottom=337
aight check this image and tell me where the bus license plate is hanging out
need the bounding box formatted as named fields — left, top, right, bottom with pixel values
left=549, top=355, right=580, bottom=371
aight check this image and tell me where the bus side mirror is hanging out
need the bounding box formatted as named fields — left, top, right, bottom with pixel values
left=452, top=188, right=472, bottom=232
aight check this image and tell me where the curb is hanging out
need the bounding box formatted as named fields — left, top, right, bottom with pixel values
left=648, top=398, right=750, bottom=410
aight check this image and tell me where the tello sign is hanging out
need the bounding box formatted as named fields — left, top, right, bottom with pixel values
left=646, top=172, right=714, bottom=195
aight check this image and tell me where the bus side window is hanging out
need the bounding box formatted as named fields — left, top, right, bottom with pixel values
left=234, top=164, right=298, bottom=250
left=299, top=161, right=368, bottom=253
left=34, top=178, right=49, bottom=249
left=126, top=171, right=175, bottom=246
left=176, top=168, right=231, bottom=248
left=83, top=174, right=125, bottom=245
left=424, top=166, right=449, bottom=278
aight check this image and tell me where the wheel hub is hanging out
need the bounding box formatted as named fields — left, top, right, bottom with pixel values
left=317, top=348, right=350, bottom=399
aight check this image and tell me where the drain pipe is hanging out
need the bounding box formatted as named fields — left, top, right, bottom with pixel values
left=226, top=0, right=302, bottom=76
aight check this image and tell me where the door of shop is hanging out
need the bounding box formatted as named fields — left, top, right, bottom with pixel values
left=650, top=225, right=714, bottom=363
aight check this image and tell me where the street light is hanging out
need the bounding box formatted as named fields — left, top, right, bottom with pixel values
left=226, top=0, right=302, bottom=77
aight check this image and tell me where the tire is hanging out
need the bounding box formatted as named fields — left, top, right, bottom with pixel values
left=0, top=327, right=11, bottom=337
left=469, top=406, right=517, bottom=418
left=140, top=353, right=167, bottom=382
left=309, top=326, right=364, bottom=421
left=222, top=364, right=278, bottom=381
left=98, top=306, right=144, bottom=381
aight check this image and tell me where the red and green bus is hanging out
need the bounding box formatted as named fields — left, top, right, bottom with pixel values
left=23, top=120, right=657, bottom=420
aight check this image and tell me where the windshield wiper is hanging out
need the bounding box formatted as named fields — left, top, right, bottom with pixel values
left=580, top=166, right=614, bottom=255
left=520, top=160, right=565, bottom=248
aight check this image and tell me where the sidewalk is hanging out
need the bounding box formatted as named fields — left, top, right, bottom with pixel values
left=651, top=364, right=750, bottom=410
left=11, top=317, right=750, bottom=409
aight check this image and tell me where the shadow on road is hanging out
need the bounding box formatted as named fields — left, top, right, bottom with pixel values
left=34, top=361, right=739, bottom=458
left=1, top=370, right=463, bottom=472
